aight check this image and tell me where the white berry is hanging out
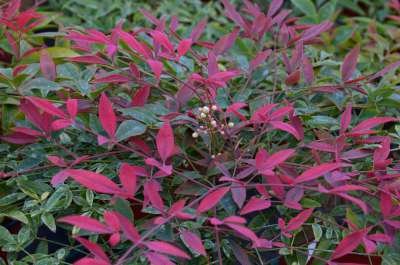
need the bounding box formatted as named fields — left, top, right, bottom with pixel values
left=228, top=122, right=234, bottom=128
left=192, top=132, right=199, bottom=138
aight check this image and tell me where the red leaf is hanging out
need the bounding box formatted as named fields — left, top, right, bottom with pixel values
left=147, top=59, right=163, bottom=82
left=240, top=197, right=271, bottom=215
left=117, top=29, right=151, bottom=59
left=197, top=187, right=230, bottom=213
left=47, top=155, right=67, bottom=167
left=144, top=180, right=164, bottom=210
left=145, top=241, right=190, bottom=259
left=68, top=55, right=108, bottom=65
left=119, top=163, right=137, bottom=196
left=40, top=49, right=56, bottom=81
left=51, top=119, right=72, bottom=131
left=331, top=230, right=366, bottom=260
left=267, top=0, right=284, bottom=17
left=75, top=237, right=110, bottom=264
left=177, top=38, right=192, bottom=59
left=64, top=169, right=121, bottom=194
left=26, top=96, right=67, bottom=119
left=67, top=99, right=78, bottom=118
left=370, top=60, right=400, bottom=80
left=340, top=104, right=352, bottom=134
left=213, top=27, right=240, bottom=55
left=258, top=148, right=295, bottom=172
left=284, top=187, right=304, bottom=210
left=285, top=70, right=300, bottom=85
left=295, top=163, right=348, bottom=183
left=74, top=258, right=110, bottom=265
left=99, top=93, right=116, bottom=138
left=341, top=45, right=360, bottom=82
left=226, top=102, right=247, bottom=121
left=190, top=19, right=207, bottom=42
left=302, top=56, right=314, bottom=84
left=93, top=74, right=130, bottom=84
left=156, top=122, right=175, bottom=162
left=337, top=193, right=368, bottom=214
left=151, top=30, right=174, bottom=53
left=115, top=212, right=141, bottom=242
left=225, top=223, right=258, bottom=243
left=181, top=230, right=206, bottom=256
left=145, top=252, right=175, bottom=265
left=103, top=211, right=120, bottom=231
left=351, top=117, right=397, bottom=134
left=249, top=49, right=272, bottom=71
left=270, top=121, right=301, bottom=140
left=380, top=191, right=392, bottom=218
left=374, top=137, right=391, bottom=166
left=221, top=0, right=249, bottom=33
left=0, top=132, right=38, bottom=144
left=139, top=8, right=160, bottom=26
left=58, top=215, right=110, bottom=233
left=306, top=141, right=335, bottom=153
left=131, top=85, right=151, bottom=107
left=329, top=185, right=369, bottom=193
left=286, top=208, right=314, bottom=231
left=300, top=21, right=333, bottom=42
left=230, top=183, right=245, bottom=209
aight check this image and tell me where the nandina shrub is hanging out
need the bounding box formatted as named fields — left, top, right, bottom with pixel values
left=1, top=0, right=400, bottom=264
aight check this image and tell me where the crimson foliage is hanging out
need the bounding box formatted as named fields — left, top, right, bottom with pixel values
left=1, top=0, right=400, bottom=264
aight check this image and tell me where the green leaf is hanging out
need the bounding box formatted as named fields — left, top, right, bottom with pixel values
left=113, top=198, right=134, bottom=220
left=116, top=120, right=147, bottom=141
left=17, top=226, right=31, bottom=244
left=0, top=209, right=29, bottom=224
left=312, top=224, right=323, bottom=241
left=41, top=213, right=56, bottom=232
left=291, top=0, right=318, bottom=21
left=0, top=225, right=15, bottom=244
left=301, top=198, right=322, bottom=208
left=43, top=186, right=68, bottom=212
left=21, top=78, right=62, bottom=96
left=21, top=47, right=79, bottom=63
left=0, top=193, right=26, bottom=206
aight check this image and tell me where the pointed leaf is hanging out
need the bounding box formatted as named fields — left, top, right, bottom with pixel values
left=40, top=49, right=56, bottom=81
left=197, top=187, right=230, bottom=213
left=147, top=59, right=163, bottom=81
left=26, top=96, right=66, bottom=119
left=286, top=208, right=314, bottom=231
left=341, top=45, right=360, bottom=82
left=145, top=241, right=190, bottom=259
left=75, top=237, right=110, bottom=263
left=156, top=122, right=175, bottom=162
left=119, top=163, right=137, bottom=196
left=240, top=197, right=271, bottom=215
left=64, top=169, right=121, bottom=194
left=331, top=230, right=366, bottom=260
left=58, top=215, right=110, bottom=233
left=181, top=230, right=206, bottom=256
left=99, top=93, right=116, bottom=138
left=295, top=163, right=348, bottom=183
left=340, top=104, right=352, bottom=134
